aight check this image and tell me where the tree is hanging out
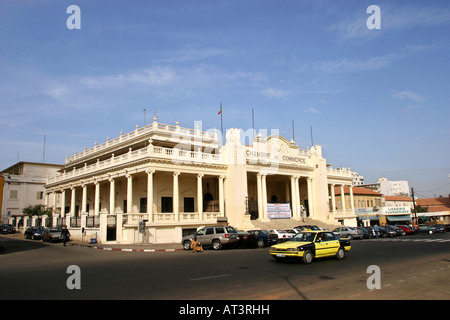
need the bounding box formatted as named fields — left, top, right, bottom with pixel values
left=22, top=205, right=53, bottom=218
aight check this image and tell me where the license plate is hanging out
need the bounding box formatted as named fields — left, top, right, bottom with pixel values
left=276, top=254, right=285, bottom=258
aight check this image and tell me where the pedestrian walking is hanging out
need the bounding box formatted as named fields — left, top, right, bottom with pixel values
left=374, top=224, right=380, bottom=239
left=61, top=225, right=71, bottom=247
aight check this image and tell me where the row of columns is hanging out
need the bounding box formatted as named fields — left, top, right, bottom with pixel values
left=330, top=184, right=355, bottom=214
left=49, top=170, right=225, bottom=223
left=256, top=173, right=313, bottom=220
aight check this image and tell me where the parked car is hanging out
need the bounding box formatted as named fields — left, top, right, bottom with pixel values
left=182, top=225, right=239, bottom=250
left=42, top=227, right=65, bottom=242
left=236, top=231, right=258, bottom=248
left=385, top=225, right=403, bottom=236
left=356, top=227, right=373, bottom=239
left=0, top=224, right=16, bottom=234
left=417, top=224, right=437, bottom=235
left=379, top=226, right=397, bottom=237
left=396, top=225, right=415, bottom=235
left=332, top=227, right=363, bottom=240
left=247, top=230, right=278, bottom=247
left=269, top=231, right=351, bottom=264
left=24, top=226, right=45, bottom=240
left=268, top=229, right=293, bottom=242
left=433, top=224, right=446, bottom=233
left=294, top=225, right=320, bottom=232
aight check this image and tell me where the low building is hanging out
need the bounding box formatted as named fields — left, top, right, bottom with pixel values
left=416, top=196, right=450, bottom=224
left=43, top=119, right=357, bottom=244
left=1, top=162, right=64, bottom=226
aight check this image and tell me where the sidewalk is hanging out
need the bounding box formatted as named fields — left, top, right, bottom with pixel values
left=69, top=239, right=184, bottom=253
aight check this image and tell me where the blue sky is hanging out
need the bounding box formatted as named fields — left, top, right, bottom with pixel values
left=0, top=0, right=449, bottom=198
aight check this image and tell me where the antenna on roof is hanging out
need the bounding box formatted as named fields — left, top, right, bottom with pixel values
left=310, top=126, right=314, bottom=146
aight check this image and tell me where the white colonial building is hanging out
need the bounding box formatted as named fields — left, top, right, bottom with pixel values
left=44, top=118, right=356, bottom=244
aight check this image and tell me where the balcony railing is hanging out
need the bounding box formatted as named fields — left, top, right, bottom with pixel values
left=47, top=145, right=222, bottom=185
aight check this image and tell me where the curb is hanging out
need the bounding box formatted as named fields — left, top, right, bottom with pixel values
left=91, top=246, right=184, bottom=253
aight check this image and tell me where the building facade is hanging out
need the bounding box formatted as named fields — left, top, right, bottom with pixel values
left=44, top=119, right=355, bottom=244
left=1, top=162, right=64, bottom=224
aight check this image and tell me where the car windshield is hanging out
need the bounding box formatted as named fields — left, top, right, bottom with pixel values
left=290, top=232, right=316, bottom=242
left=48, top=228, right=61, bottom=232
left=226, top=227, right=237, bottom=233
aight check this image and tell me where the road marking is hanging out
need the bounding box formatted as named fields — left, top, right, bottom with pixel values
left=190, top=274, right=230, bottom=281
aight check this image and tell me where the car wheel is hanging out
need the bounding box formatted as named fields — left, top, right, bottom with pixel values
left=183, top=241, right=191, bottom=250
left=302, top=250, right=313, bottom=264
left=429, top=230, right=433, bottom=235
left=336, top=247, right=345, bottom=260
left=212, top=240, right=222, bottom=250
left=347, top=234, right=353, bottom=240
left=256, top=239, right=265, bottom=248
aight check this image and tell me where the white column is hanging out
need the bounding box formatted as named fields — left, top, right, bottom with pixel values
left=173, top=172, right=180, bottom=221
left=197, top=174, right=203, bottom=221
left=331, top=184, right=336, bottom=215
left=261, top=174, right=267, bottom=220
left=147, top=170, right=154, bottom=222
left=94, top=181, right=100, bottom=216
left=349, top=185, right=355, bottom=214
left=70, top=186, right=76, bottom=216
left=82, top=184, right=87, bottom=214
left=60, top=189, right=66, bottom=217
left=290, top=176, right=297, bottom=218
left=127, top=174, right=133, bottom=214
left=340, top=185, right=346, bottom=212
left=218, top=175, right=225, bottom=215
left=295, top=177, right=301, bottom=218
left=52, top=191, right=57, bottom=213
left=109, top=178, right=115, bottom=214
left=257, top=173, right=263, bottom=219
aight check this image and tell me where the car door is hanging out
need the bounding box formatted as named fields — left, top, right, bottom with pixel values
left=322, top=232, right=340, bottom=256
left=314, top=232, right=329, bottom=257
left=314, top=232, right=340, bottom=257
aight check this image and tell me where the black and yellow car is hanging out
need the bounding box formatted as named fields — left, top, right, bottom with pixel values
left=269, top=231, right=351, bottom=264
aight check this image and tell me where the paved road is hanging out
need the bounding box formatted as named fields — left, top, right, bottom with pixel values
left=1, top=232, right=449, bottom=301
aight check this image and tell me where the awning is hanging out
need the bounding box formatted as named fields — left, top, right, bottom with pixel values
left=386, top=215, right=411, bottom=222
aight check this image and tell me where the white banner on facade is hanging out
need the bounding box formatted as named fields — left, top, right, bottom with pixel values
left=267, top=203, right=292, bottom=219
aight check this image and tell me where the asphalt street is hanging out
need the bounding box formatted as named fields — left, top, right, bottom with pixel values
left=1, top=232, right=449, bottom=301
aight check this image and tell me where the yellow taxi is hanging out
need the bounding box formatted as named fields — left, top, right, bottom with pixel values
left=269, top=230, right=351, bottom=264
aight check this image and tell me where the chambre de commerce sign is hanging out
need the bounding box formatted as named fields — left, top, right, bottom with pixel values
left=245, top=150, right=307, bottom=165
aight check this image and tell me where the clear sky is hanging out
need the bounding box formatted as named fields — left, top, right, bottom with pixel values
left=0, top=0, right=449, bottom=198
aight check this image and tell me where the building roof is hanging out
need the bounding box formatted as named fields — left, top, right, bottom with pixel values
left=384, top=196, right=413, bottom=202
left=334, top=186, right=383, bottom=196
left=416, top=197, right=450, bottom=207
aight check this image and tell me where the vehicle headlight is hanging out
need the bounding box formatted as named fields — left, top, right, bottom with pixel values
left=296, top=246, right=306, bottom=251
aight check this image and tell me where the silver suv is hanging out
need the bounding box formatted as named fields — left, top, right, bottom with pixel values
left=182, top=226, right=239, bottom=250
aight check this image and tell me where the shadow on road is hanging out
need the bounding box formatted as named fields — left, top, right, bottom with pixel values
left=0, top=235, right=49, bottom=255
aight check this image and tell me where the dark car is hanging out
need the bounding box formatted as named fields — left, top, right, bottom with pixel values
left=236, top=231, right=258, bottom=248
left=356, top=227, right=373, bottom=239
left=42, top=227, right=65, bottom=242
left=24, top=226, right=44, bottom=239
left=380, top=226, right=398, bottom=237
left=417, top=224, right=436, bottom=235
left=365, top=226, right=387, bottom=238
left=247, top=230, right=278, bottom=247
left=433, top=224, right=446, bottom=233
left=0, top=224, right=16, bottom=234
left=385, top=225, right=403, bottom=236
